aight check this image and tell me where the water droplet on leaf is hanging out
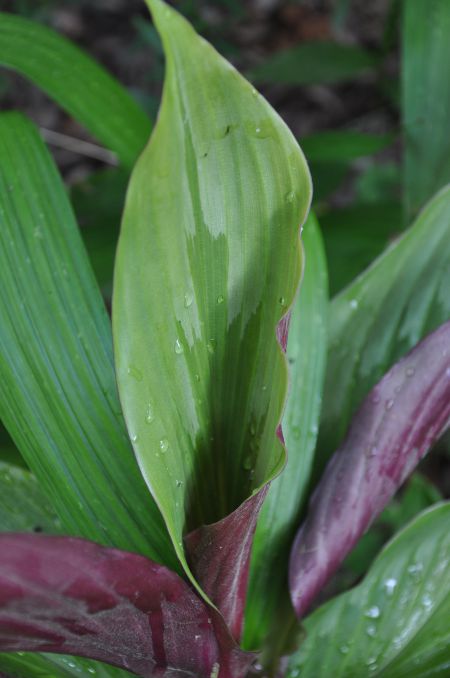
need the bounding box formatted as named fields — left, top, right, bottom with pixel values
left=127, top=365, right=143, bottom=382
left=159, top=438, right=169, bottom=453
left=174, top=339, right=184, bottom=354
left=184, top=292, right=193, bottom=308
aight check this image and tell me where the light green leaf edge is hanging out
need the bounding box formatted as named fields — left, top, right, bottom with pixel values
left=243, top=213, right=328, bottom=648
left=113, top=0, right=311, bottom=587
left=0, top=112, right=177, bottom=570
left=286, top=502, right=450, bottom=677
left=0, top=653, right=131, bottom=678
left=403, top=0, right=450, bottom=220
left=316, top=184, right=450, bottom=477
left=0, top=12, right=151, bottom=168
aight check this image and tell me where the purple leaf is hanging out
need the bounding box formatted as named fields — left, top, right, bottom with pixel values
left=0, top=534, right=254, bottom=677
left=185, top=488, right=268, bottom=642
left=289, top=320, right=450, bottom=619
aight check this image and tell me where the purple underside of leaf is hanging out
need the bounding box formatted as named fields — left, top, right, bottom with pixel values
left=0, top=534, right=254, bottom=678
left=185, top=487, right=268, bottom=642
left=289, top=319, right=450, bottom=619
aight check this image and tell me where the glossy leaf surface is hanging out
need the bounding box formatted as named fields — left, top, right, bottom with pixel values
left=0, top=112, right=175, bottom=568
left=403, top=0, right=450, bottom=219
left=113, top=0, right=311, bottom=597
left=290, top=320, right=450, bottom=619
left=0, top=535, right=253, bottom=678
left=0, top=653, right=131, bottom=678
left=250, top=42, right=377, bottom=86
left=243, top=214, right=328, bottom=648
left=287, top=503, right=450, bottom=677
left=317, top=185, right=450, bottom=476
left=0, top=462, right=60, bottom=534
left=0, top=12, right=150, bottom=168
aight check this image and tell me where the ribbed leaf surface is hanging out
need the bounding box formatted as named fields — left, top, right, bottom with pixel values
left=0, top=112, right=175, bottom=568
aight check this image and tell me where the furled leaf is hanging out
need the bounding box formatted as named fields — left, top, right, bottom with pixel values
left=301, top=131, right=393, bottom=164
left=113, top=0, right=311, bottom=627
left=289, top=320, right=450, bottom=619
left=287, top=503, right=450, bottom=677
left=0, top=12, right=151, bottom=168
left=0, top=534, right=254, bottom=678
left=317, top=185, right=450, bottom=476
left=0, top=653, right=131, bottom=678
left=403, top=0, right=450, bottom=219
left=0, top=462, right=60, bottom=534
left=243, top=214, right=328, bottom=649
left=0, top=112, right=176, bottom=568
left=250, top=42, right=377, bottom=86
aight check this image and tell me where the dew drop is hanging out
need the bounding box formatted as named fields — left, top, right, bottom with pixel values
left=145, top=404, right=155, bottom=424
left=349, top=299, right=358, bottom=310
left=251, top=87, right=258, bottom=97
left=217, top=294, right=224, bottom=304
left=366, top=624, right=377, bottom=637
left=261, top=384, right=268, bottom=391
left=383, top=578, right=397, bottom=596
left=385, top=399, right=394, bottom=411
left=159, top=438, right=169, bottom=453
left=365, top=606, right=380, bottom=619
left=184, top=292, right=193, bottom=308
left=176, top=479, right=183, bottom=488
left=87, top=669, right=96, bottom=675
left=194, top=373, right=201, bottom=382
left=174, top=339, right=184, bottom=354
left=127, top=365, right=143, bottom=382
left=279, top=296, right=286, bottom=307
left=421, top=594, right=433, bottom=610
left=243, top=455, right=253, bottom=471
left=339, top=645, right=349, bottom=655
left=131, top=434, right=139, bottom=443
left=406, top=366, right=415, bottom=377
left=407, top=562, right=423, bottom=581
left=210, top=662, right=220, bottom=678
left=207, top=338, right=216, bottom=354
left=285, top=190, right=296, bottom=204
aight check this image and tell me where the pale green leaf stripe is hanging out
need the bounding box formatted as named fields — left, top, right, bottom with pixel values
left=0, top=12, right=151, bottom=168
left=403, top=0, right=450, bottom=219
left=243, top=214, right=328, bottom=649
left=0, top=112, right=177, bottom=569
left=0, top=653, right=131, bottom=678
left=317, top=185, right=450, bottom=476
left=114, top=0, right=311, bottom=580
left=0, top=461, right=60, bottom=534
left=287, top=503, right=450, bottom=677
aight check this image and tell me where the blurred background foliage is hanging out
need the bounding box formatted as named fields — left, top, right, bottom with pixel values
left=1, top=0, right=449, bottom=586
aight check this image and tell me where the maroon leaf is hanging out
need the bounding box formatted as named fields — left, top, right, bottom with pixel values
left=185, top=488, right=268, bottom=642
left=289, top=319, right=450, bottom=619
left=0, top=534, right=254, bottom=677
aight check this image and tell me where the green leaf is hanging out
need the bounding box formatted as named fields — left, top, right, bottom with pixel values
left=301, top=131, right=393, bottom=164
left=403, top=0, right=450, bottom=219
left=286, top=503, right=450, bottom=677
left=0, top=112, right=176, bottom=569
left=0, top=461, right=60, bottom=534
left=316, top=185, right=450, bottom=477
left=320, top=202, right=402, bottom=295
left=113, top=0, right=311, bottom=582
left=250, top=42, right=378, bottom=86
left=0, top=12, right=151, bottom=168
left=0, top=653, right=132, bottom=678
left=243, top=214, right=328, bottom=649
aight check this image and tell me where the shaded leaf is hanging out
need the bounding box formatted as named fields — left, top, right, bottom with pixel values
left=403, top=0, right=450, bottom=219
left=250, top=42, right=378, bottom=86
left=287, top=503, right=450, bottom=677
left=290, top=320, right=450, bottom=619
left=113, top=0, right=311, bottom=623
left=0, top=462, right=60, bottom=534
left=301, top=131, right=393, bottom=164
left=0, top=12, right=150, bottom=168
left=0, top=534, right=254, bottom=678
left=0, top=112, right=176, bottom=568
left=243, top=214, right=328, bottom=649
left=317, top=185, right=450, bottom=476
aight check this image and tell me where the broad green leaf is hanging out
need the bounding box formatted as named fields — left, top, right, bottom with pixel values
left=316, top=185, right=450, bottom=476
left=403, top=0, right=450, bottom=219
left=301, top=131, right=393, bottom=164
left=0, top=654, right=131, bottom=678
left=243, top=214, right=328, bottom=649
left=0, top=462, right=60, bottom=534
left=250, top=42, right=378, bottom=86
left=287, top=503, right=450, bottom=677
left=319, top=202, right=402, bottom=295
left=113, top=0, right=311, bottom=586
left=0, top=12, right=151, bottom=168
left=0, top=112, right=176, bottom=569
